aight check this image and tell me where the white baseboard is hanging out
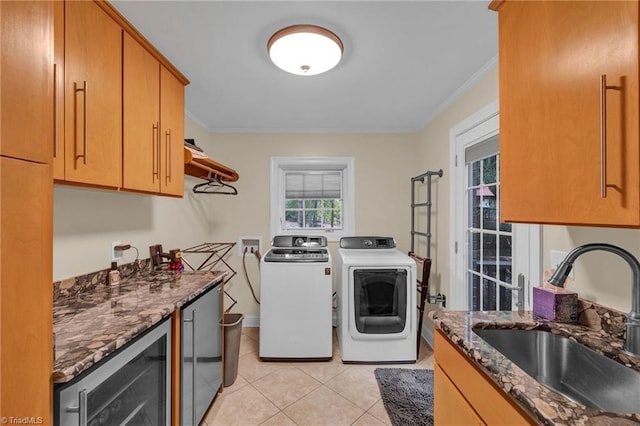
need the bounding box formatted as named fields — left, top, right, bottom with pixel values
left=422, top=326, right=434, bottom=349
left=242, top=315, right=259, bottom=328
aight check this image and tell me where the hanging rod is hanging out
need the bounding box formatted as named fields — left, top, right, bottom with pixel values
left=411, top=169, right=443, bottom=182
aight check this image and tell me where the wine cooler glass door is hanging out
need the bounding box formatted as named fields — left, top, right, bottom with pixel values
left=56, top=319, right=171, bottom=426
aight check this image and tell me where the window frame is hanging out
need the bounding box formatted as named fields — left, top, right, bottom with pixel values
left=270, top=157, right=355, bottom=241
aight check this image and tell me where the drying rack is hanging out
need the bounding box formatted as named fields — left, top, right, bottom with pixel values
left=410, top=169, right=446, bottom=357
left=181, top=242, right=238, bottom=312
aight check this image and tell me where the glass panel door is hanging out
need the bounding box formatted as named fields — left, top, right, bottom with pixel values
left=467, top=154, right=514, bottom=311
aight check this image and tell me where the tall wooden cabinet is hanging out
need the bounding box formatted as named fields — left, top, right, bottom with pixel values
left=0, top=1, right=54, bottom=421
left=53, top=0, right=65, bottom=181
left=491, top=1, right=640, bottom=227
left=63, top=0, right=122, bottom=188
left=123, top=34, right=184, bottom=196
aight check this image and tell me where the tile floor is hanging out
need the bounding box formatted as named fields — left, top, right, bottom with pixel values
left=202, top=327, right=434, bottom=426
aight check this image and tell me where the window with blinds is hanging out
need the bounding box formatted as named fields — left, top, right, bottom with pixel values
left=270, top=157, right=354, bottom=240
left=284, top=171, right=343, bottom=229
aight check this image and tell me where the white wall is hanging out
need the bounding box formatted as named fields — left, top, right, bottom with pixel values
left=414, top=66, right=500, bottom=309
left=542, top=226, right=640, bottom=313
left=202, top=132, right=418, bottom=319
left=53, top=118, right=216, bottom=281
left=53, top=69, right=640, bottom=325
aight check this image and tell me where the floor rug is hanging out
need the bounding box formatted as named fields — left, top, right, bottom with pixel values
left=374, top=368, right=434, bottom=426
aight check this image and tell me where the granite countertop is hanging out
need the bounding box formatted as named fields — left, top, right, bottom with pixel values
left=53, top=269, right=226, bottom=384
left=430, top=302, right=640, bottom=425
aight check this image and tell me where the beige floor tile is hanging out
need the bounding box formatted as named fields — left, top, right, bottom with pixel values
left=253, top=367, right=322, bottom=409
left=242, top=326, right=260, bottom=341
left=283, top=386, right=365, bottom=426
left=238, top=333, right=259, bottom=356
left=417, top=354, right=435, bottom=369
left=326, top=367, right=382, bottom=410
left=204, top=384, right=279, bottom=426
left=220, top=373, right=249, bottom=396
left=351, top=413, right=387, bottom=426
left=238, top=351, right=286, bottom=383
left=367, top=400, right=392, bottom=426
left=295, top=359, right=348, bottom=383
left=259, top=411, right=298, bottom=425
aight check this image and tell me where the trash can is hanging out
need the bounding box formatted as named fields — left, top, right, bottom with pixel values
left=222, top=313, right=244, bottom=387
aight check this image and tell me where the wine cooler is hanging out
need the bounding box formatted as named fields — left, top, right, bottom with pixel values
left=55, top=319, right=171, bottom=425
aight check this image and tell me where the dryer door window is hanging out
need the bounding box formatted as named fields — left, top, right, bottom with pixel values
left=353, top=269, right=407, bottom=334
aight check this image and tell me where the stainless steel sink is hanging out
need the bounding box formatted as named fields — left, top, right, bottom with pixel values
left=473, top=328, right=640, bottom=413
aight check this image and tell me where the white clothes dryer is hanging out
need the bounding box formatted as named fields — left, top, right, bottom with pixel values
left=336, top=236, right=417, bottom=363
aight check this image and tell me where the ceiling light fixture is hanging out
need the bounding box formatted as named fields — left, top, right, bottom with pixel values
left=267, top=24, right=343, bottom=76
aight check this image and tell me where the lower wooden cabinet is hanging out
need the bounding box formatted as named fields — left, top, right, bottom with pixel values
left=434, top=329, right=534, bottom=425
left=434, top=364, right=484, bottom=426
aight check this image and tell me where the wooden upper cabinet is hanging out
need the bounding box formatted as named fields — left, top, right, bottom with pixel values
left=64, top=0, right=122, bottom=188
left=492, top=1, right=640, bottom=227
left=0, top=1, right=53, bottom=164
left=123, top=35, right=185, bottom=197
left=160, top=66, right=185, bottom=197
left=123, top=33, right=161, bottom=193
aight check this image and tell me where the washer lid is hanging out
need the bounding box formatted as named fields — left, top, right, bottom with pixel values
left=339, top=236, right=396, bottom=249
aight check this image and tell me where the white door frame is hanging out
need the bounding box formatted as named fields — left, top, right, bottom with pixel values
left=448, top=101, right=541, bottom=311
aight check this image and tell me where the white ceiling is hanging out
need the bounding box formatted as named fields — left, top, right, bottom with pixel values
left=111, top=1, right=498, bottom=134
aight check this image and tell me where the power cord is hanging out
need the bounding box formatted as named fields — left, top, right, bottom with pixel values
left=242, top=246, right=261, bottom=305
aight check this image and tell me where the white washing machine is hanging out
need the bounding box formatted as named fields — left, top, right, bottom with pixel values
left=337, top=236, right=416, bottom=363
left=259, top=235, right=332, bottom=360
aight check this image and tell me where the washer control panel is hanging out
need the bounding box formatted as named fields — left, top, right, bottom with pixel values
left=272, top=235, right=328, bottom=248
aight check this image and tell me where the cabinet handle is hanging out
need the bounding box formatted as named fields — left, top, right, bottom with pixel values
left=184, top=312, right=197, bottom=423
left=53, top=64, right=58, bottom=158
left=599, top=74, right=621, bottom=198
left=157, top=123, right=162, bottom=186
left=152, top=123, right=159, bottom=180
left=66, top=388, right=87, bottom=425
left=74, top=81, right=88, bottom=165
left=166, top=129, right=172, bottom=183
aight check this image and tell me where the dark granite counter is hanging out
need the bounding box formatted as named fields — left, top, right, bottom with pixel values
left=53, top=269, right=225, bottom=384
left=430, top=300, right=640, bottom=425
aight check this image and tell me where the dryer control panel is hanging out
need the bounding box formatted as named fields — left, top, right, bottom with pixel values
left=339, top=236, right=396, bottom=249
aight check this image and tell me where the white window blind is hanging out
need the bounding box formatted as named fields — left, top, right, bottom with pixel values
left=285, top=171, right=342, bottom=199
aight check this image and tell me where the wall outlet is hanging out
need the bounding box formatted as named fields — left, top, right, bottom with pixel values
left=550, top=250, right=575, bottom=280
left=112, top=241, right=123, bottom=263
left=238, top=236, right=262, bottom=256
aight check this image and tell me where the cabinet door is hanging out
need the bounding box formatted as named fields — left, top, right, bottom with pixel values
left=182, top=286, right=222, bottom=425
left=497, top=1, right=639, bottom=226
left=160, top=66, right=185, bottom=196
left=53, top=0, right=65, bottom=180
left=1, top=157, right=53, bottom=421
left=0, top=1, right=53, bottom=164
left=434, top=364, right=485, bottom=426
left=64, top=0, right=122, bottom=188
left=123, top=33, right=161, bottom=193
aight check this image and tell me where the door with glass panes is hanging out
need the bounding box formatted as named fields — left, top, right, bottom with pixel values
left=451, top=104, right=540, bottom=312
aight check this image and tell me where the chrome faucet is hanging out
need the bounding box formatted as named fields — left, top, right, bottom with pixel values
left=547, top=243, right=640, bottom=357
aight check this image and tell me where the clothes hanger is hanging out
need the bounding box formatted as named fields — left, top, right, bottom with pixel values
left=192, top=175, right=238, bottom=195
